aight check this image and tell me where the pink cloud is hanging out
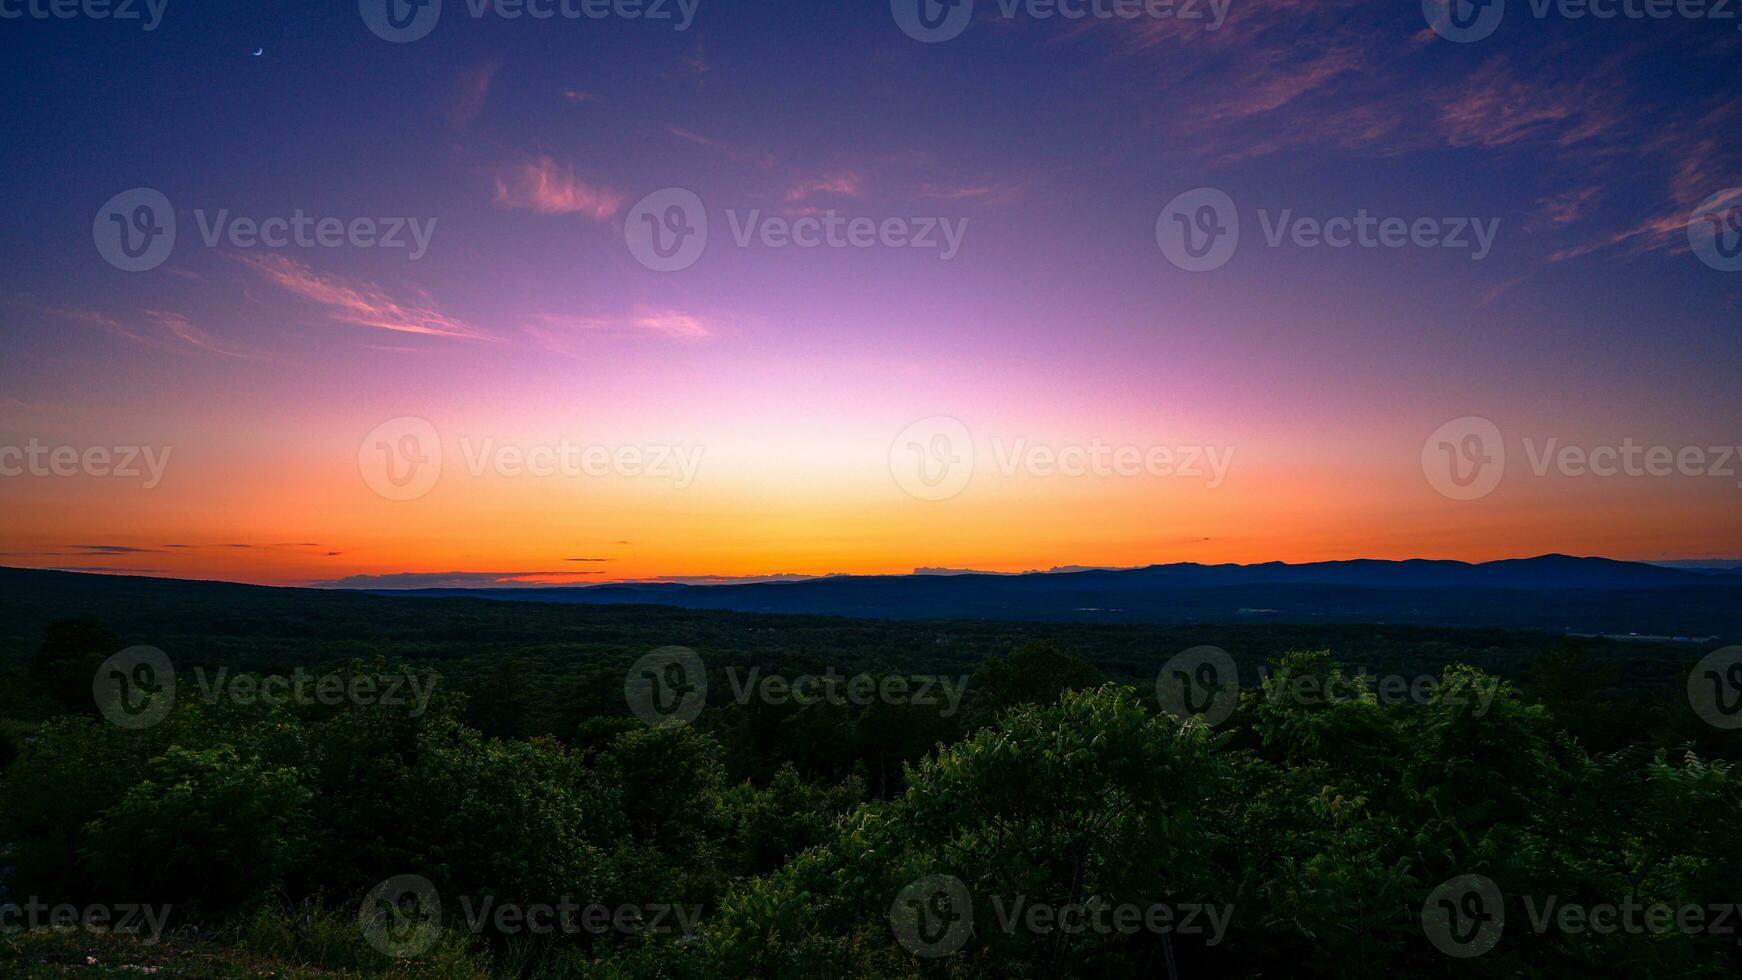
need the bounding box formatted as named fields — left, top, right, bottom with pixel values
left=239, top=254, right=487, bottom=340
left=492, top=157, right=623, bottom=220
left=628, top=309, right=712, bottom=339
left=784, top=173, right=865, bottom=204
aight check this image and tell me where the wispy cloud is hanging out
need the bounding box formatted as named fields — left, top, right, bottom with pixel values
left=8, top=297, right=254, bottom=357
left=492, top=157, right=623, bottom=219
left=1430, top=60, right=1621, bottom=151
left=315, top=570, right=603, bottom=589
left=1, top=545, right=163, bottom=558
left=239, top=254, right=488, bottom=340
left=524, top=305, right=715, bottom=349
left=918, top=179, right=1029, bottom=206
left=143, top=310, right=253, bottom=358
left=72, top=544, right=161, bottom=554
left=785, top=173, right=864, bottom=204
left=666, top=125, right=777, bottom=168
left=451, top=60, right=500, bottom=131
left=683, top=39, right=710, bottom=75
left=1533, top=187, right=1603, bottom=230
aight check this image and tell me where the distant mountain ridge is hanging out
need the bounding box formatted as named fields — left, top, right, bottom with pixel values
left=345, top=555, right=1740, bottom=638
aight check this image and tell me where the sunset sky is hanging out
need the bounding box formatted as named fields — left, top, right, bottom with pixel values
left=2, top=0, right=1739, bottom=587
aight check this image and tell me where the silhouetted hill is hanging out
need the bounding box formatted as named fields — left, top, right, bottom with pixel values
left=358, top=555, right=1740, bottom=638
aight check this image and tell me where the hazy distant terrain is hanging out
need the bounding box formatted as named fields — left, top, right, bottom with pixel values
left=0, top=564, right=1721, bottom=699
left=356, top=555, right=1742, bottom=639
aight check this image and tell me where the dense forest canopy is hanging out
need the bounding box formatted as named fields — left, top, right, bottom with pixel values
left=1, top=570, right=1738, bottom=977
